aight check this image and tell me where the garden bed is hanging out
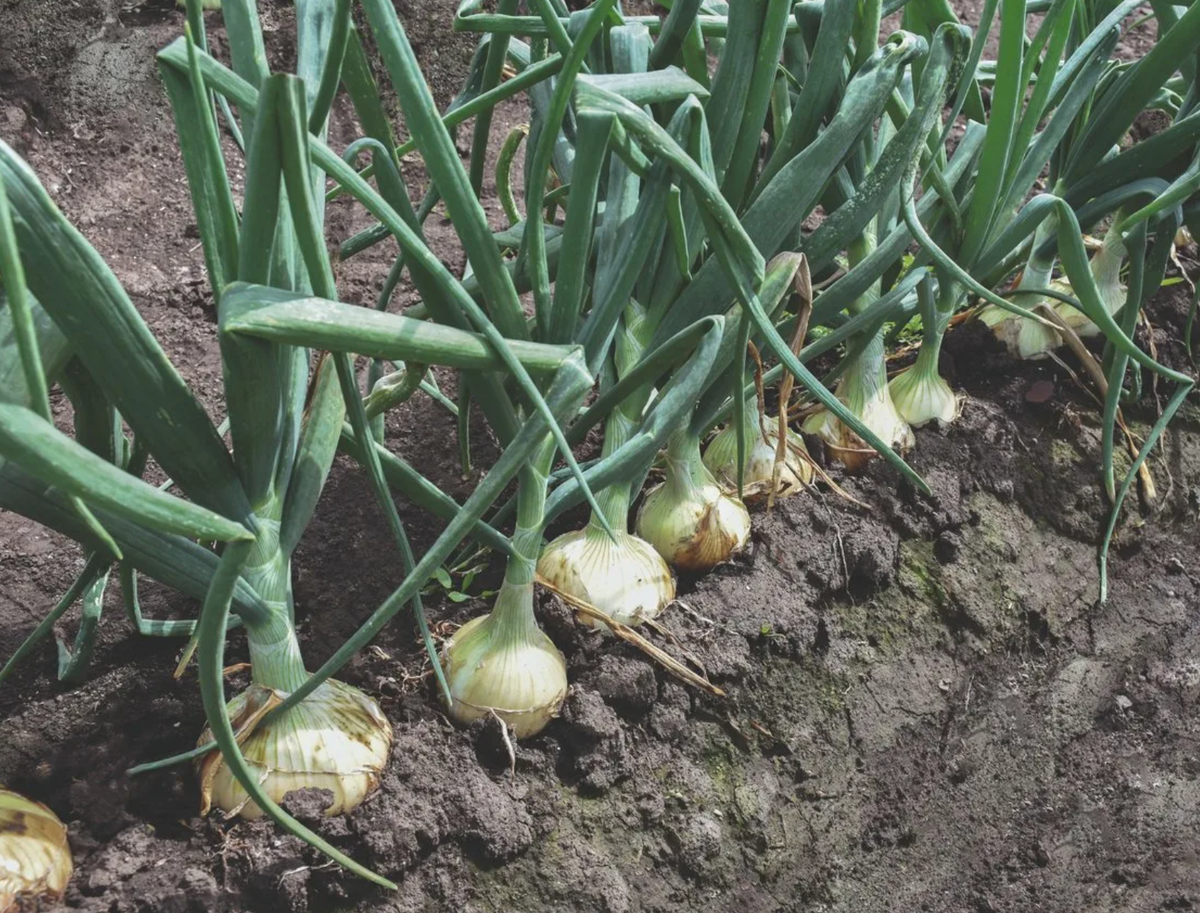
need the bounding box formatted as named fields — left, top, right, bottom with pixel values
left=1, top=1, right=1198, bottom=911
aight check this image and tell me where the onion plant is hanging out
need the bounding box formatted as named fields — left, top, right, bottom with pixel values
left=259, top=0, right=945, bottom=740
left=424, top=1, right=966, bottom=598
left=145, top=0, right=896, bottom=753
left=2, top=0, right=1196, bottom=892
left=183, top=0, right=1192, bottom=879
left=0, top=131, right=557, bottom=885
left=884, top=0, right=1199, bottom=428
left=0, top=0, right=626, bottom=886
left=885, top=0, right=1198, bottom=596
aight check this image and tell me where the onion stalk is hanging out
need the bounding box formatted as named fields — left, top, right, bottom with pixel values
left=807, top=224, right=916, bottom=455
left=0, top=789, right=72, bottom=911
left=1052, top=216, right=1128, bottom=337
left=195, top=515, right=393, bottom=818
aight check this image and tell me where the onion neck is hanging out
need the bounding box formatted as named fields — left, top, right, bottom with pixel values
left=839, top=224, right=889, bottom=405
left=663, top=429, right=711, bottom=502
left=911, top=326, right=945, bottom=383
left=1092, top=212, right=1126, bottom=293
left=1019, top=207, right=1061, bottom=293
left=587, top=409, right=635, bottom=536
left=736, top=393, right=767, bottom=449
left=589, top=299, right=654, bottom=536
left=241, top=506, right=309, bottom=694
left=493, top=439, right=554, bottom=645
left=913, top=278, right=958, bottom=377
left=839, top=328, right=890, bottom=409
left=847, top=221, right=881, bottom=317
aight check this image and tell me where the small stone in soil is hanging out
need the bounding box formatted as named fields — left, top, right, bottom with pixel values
left=670, top=813, right=723, bottom=876
left=1025, top=379, right=1056, bottom=403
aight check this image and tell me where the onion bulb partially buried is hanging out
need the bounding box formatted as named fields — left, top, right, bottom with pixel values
left=537, top=526, right=675, bottom=627
left=804, top=338, right=915, bottom=470
left=442, top=580, right=568, bottom=738
left=888, top=358, right=960, bottom=428
left=703, top=407, right=813, bottom=501
left=636, top=433, right=751, bottom=573
left=977, top=287, right=1065, bottom=360
left=978, top=219, right=1128, bottom=358
left=196, top=679, right=393, bottom=820
left=0, top=789, right=72, bottom=911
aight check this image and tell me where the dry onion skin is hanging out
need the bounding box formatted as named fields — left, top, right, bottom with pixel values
left=636, top=433, right=751, bottom=573
left=0, top=789, right=72, bottom=911
left=196, top=679, right=393, bottom=820
left=703, top=398, right=814, bottom=501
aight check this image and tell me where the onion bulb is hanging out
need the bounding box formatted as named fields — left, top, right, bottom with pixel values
left=636, top=432, right=750, bottom=572
left=888, top=358, right=959, bottom=427
left=442, top=580, right=567, bottom=738
left=1053, top=229, right=1127, bottom=338
left=977, top=287, right=1065, bottom=360
left=196, top=679, right=392, bottom=820
left=537, top=526, right=674, bottom=627
left=703, top=398, right=813, bottom=500
left=978, top=219, right=1128, bottom=358
left=804, top=337, right=914, bottom=469
left=0, top=790, right=72, bottom=911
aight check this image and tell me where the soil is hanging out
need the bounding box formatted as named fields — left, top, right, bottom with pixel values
left=2, top=2, right=1200, bottom=912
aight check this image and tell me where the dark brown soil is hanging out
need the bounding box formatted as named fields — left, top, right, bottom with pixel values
left=2, top=2, right=1199, bottom=913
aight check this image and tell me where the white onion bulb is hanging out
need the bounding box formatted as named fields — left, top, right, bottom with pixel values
left=703, top=419, right=813, bottom=501
left=804, top=344, right=915, bottom=469
left=978, top=289, right=1064, bottom=359
left=196, top=678, right=392, bottom=820
left=888, top=360, right=959, bottom=427
left=978, top=221, right=1128, bottom=358
left=636, top=435, right=750, bottom=572
left=537, top=527, right=675, bottom=627
left=442, top=581, right=568, bottom=739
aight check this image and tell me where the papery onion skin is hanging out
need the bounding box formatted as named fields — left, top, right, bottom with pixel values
left=537, top=527, right=675, bottom=627
left=0, top=789, right=72, bottom=911
left=441, top=583, right=568, bottom=739
left=196, top=679, right=392, bottom=820
left=635, top=447, right=751, bottom=573
left=803, top=335, right=915, bottom=469
left=703, top=422, right=813, bottom=501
